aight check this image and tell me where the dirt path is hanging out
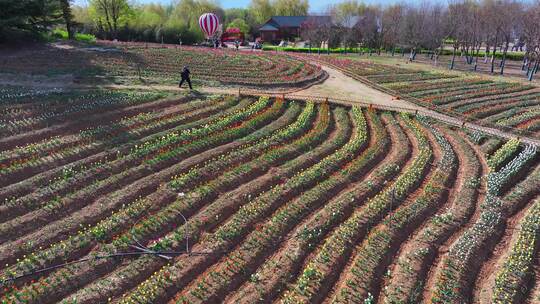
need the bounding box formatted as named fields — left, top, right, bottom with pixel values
left=290, top=65, right=417, bottom=109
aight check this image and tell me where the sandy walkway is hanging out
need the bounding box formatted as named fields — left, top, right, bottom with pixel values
left=291, top=64, right=418, bottom=110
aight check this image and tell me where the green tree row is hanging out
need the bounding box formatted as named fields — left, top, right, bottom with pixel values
left=0, top=0, right=308, bottom=43
left=0, top=0, right=75, bottom=42
left=76, top=0, right=308, bottom=44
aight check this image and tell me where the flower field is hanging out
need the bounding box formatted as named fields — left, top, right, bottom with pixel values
left=0, top=86, right=539, bottom=304
left=0, top=44, right=326, bottom=88
left=301, top=55, right=540, bottom=139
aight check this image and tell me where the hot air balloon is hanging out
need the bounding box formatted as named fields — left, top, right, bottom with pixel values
left=199, top=13, right=220, bottom=38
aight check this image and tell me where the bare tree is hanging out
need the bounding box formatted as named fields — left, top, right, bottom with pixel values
left=381, top=4, right=404, bottom=56
left=301, top=18, right=328, bottom=54
left=399, top=4, right=429, bottom=61
left=522, top=1, right=540, bottom=80
left=421, top=3, right=447, bottom=62
left=498, top=0, right=523, bottom=74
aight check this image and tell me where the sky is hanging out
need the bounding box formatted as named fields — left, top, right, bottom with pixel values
left=75, top=0, right=397, bottom=12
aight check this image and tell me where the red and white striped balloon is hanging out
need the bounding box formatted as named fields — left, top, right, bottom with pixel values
left=199, top=13, right=220, bottom=38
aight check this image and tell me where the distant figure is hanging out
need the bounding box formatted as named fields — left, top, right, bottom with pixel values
left=179, top=66, right=192, bottom=90
left=235, top=40, right=240, bottom=51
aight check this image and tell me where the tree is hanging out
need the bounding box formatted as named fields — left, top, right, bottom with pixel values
left=301, top=18, right=324, bottom=52
left=0, top=0, right=63, bottom=41
left=273, top=0, right=309, bottom=16
left=89, top=0, right=131, bottom=39
left=356, top=5, right=381, bottom=51
left=330, top=0, right=360, bottom=52
left=59, top=0, right=75, bottom=39
left=400, top=4, right=429, bottom=60
left=522, top=1, right=540, bottom=80
left=381, top=4, right=404, bottom=55
left=497, top=0, right=523, bottom=74
left=224, top=8, right=248, bottom=24
left=227, top=18, right=249, bottom=34
left=248, top=0, right=274, bottom=24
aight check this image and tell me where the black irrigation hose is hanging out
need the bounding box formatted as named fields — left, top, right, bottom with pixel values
left=1, top=210, right=195, bottom=286
left=0, top=249, right=221, bottom=286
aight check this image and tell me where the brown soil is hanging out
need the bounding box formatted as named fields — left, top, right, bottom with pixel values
left=517, top=117, right=540, bottom=129
left=0, top=95, right=183, bottom=152
left=323, top=116, right=444, bottom=303
left=526, top=265, right=540, bottom=304
left=0, top=103, right=297, bottom=242
left=0, top=96, right=195, bottom=188
left=378, top=126, right=481, bottom=303
left=444, top=88, right=540, bottom=110
left=298, top=113, right=421, bottom=304
left=0, top=100, right=245, bottom=225
left=0, top=103, right=287, bottom=268
left=168, top=107, right=381, bottom=304
left=474, top=195, right=540, bottom=303
left=55, top=107, right=347, bottom=304
left=421, top=131, right=489, bottom=303
left=174, top=109, right=383, bottom=303
left=223, top=113, right=408, bottom=304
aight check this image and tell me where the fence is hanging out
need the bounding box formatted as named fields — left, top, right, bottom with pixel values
left=235, top=87, right=540, bottom=147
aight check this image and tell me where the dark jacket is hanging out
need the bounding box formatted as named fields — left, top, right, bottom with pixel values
left=181, top=67, right=191, bottom=79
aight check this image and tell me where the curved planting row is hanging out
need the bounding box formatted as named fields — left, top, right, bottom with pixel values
left=0, top=45, right=326, bottom=88
left=380, top=127, right=483, bottom=303
left=491, top=196, right=540, bottom=304
left=1, top=88, right=539, bottom=304
left=429, top=143, right=538, bottom=303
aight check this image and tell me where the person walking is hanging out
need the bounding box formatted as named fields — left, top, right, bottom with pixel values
left=179, top=65, right=192, bottom=90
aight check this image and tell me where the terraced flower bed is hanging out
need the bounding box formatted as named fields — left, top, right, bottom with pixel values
left=0, top=86, right=539, bottom=304
left=297, top=54, right=540, bottom=138
left=0, top=44, right=326, bottom=88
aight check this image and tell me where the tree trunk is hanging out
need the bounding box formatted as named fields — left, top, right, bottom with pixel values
left=490, top=37, right=498, bottom=73
left=465, top=45, right=471, bottom=64
left=528, top=60, right=537, bottom=81
left=59, top=0, right=74, bottom=39
left=450, top=46, right=457, bottom=70
left=500, top=43, right=509, bottom=75
left=522, top=52, right=528, bottom=71
left=113, top=18, right=118, bottom=39
left=474, top=44, right=481, bottom=71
